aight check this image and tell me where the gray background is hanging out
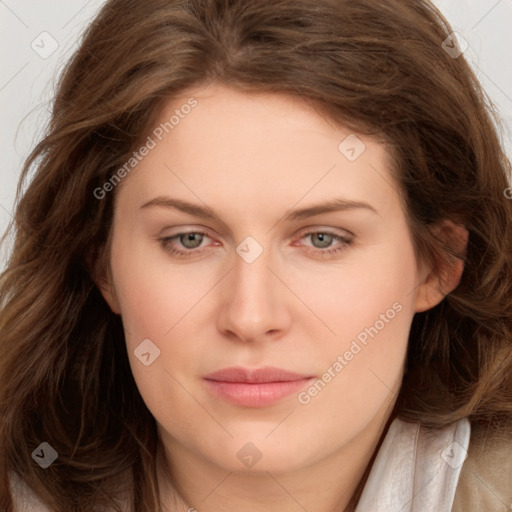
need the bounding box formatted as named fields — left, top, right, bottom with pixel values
left=1, top=0, right=512, bottom=268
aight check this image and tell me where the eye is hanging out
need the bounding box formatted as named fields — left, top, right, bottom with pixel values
left=176, top=232, right=205, bottom=249
left=309, top=232, right=336, bottom=249
left=297, top=229, right=353, bottom=258
left=159, top=231, right=215, bottom=259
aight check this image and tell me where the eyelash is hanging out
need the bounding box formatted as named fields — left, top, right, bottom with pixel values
left=158, top=229, right=353, bottom=260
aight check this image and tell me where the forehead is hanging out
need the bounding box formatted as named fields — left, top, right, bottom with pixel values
left=115, top=83, right=402, bottom=221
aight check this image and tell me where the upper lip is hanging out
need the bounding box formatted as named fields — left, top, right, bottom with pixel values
left=204, top=366, right=313, bottom=383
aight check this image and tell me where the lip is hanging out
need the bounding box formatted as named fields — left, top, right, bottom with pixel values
left=203, top=366, right=315, bottom=407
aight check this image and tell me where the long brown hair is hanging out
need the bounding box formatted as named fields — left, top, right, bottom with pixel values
left=1, top=0, right=511, bottom=510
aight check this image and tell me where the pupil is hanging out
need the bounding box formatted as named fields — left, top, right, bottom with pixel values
left=182, top=233, right=201, bottom=248
left=314, top=233, right=332, bottom=248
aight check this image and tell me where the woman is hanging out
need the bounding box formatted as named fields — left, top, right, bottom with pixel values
left=1, top=0, right=511, bottom=511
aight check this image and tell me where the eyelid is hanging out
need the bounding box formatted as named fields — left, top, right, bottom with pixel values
left=294, top=225, right=354, bottom=240
left=158, top=225, right=217, bottom=240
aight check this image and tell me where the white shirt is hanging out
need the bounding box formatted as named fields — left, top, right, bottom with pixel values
left=11, top=417, right=471, bottom=511
left=355, top=417, right=471, bottom=511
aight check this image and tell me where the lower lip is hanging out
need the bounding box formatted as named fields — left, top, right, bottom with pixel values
left=203, top=378, right=314, bottom=407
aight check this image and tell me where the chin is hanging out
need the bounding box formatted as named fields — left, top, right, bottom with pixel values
left=203, top=437, right=317, bottom=475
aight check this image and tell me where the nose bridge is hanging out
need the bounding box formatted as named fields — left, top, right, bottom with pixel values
left=230, top=237, right=275, bottom=311
left=232, top=244, right=272, bottom=298
left=217, top=236, right=288, bottom=341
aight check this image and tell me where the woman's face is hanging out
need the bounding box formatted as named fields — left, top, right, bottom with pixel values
left=100, top=82, right=442, bottom=474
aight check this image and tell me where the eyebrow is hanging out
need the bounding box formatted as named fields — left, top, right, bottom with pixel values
left=139, top=196, right=378, bottom=222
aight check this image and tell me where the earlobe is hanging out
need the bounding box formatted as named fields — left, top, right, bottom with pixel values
left=86, top=249, right=122, bottom=315
left=413, top=220, right=469, bottom=313
left=96, top=276, right=122, bottom=315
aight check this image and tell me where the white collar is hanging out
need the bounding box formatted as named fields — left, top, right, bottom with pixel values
left=355, top=416, right=471, bottom=511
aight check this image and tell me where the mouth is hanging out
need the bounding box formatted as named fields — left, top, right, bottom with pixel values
left=203, top=366, right=315, bottom=407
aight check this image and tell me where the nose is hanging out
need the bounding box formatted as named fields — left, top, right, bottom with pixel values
left=216, top=241, right=292, bottom=343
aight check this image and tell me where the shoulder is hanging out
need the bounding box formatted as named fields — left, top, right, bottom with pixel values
left=452, top=420, right=512, bottom=511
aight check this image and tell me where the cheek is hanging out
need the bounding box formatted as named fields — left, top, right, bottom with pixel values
left=292, top=261, right=416, bottom=455
left=297, top=274, right=412, bottom=406
left=292, top=233, right=418, bottom=409
left=110, top=234, right=212, bottom=342
left=108, top=236, right=218, bottom=404
left=292, top=235, right=418, bottom=351
left=109, top=250, right=203, bottom=428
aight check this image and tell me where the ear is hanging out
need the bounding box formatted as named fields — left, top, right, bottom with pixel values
left=414, top=219, right=469, bottom=313
left=95, top=272, right=122, bottom=315
left=86, top=247, right=122, bottom=315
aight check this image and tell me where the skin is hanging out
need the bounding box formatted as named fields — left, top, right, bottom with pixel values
left=97, top=82, right=467, bottom=512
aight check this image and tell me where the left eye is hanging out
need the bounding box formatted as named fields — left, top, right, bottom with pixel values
left=175, top=232, right=206, bottom=249
left=306, top=232, right=339, bottom=249
left=295, top=230, right=353, bottom=258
